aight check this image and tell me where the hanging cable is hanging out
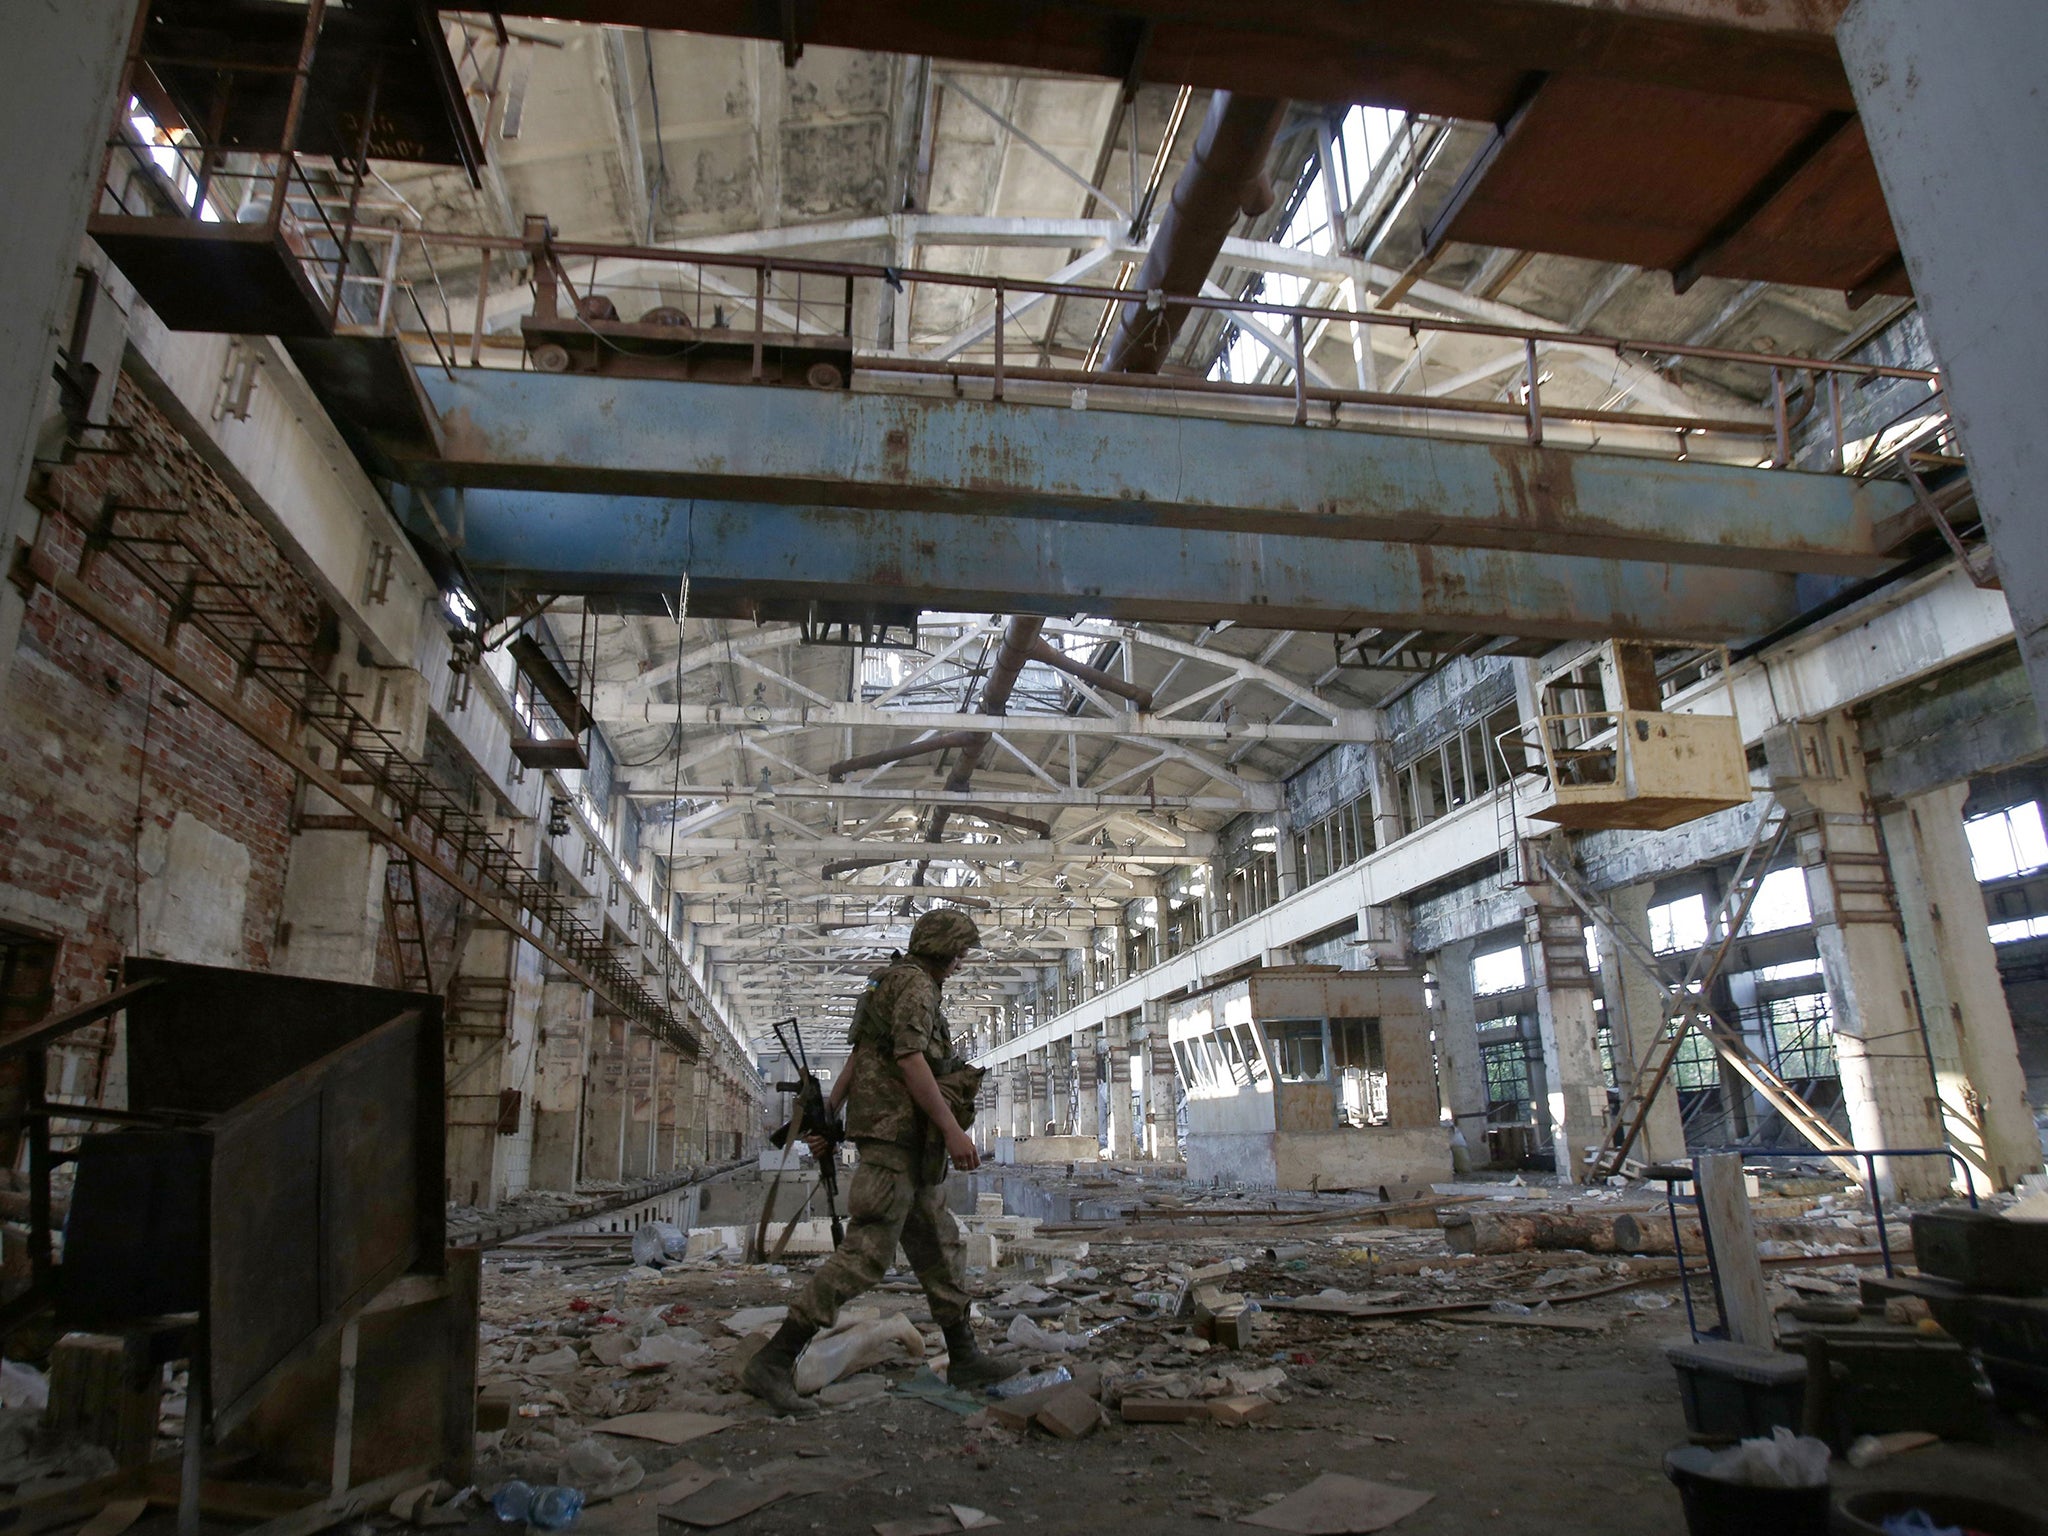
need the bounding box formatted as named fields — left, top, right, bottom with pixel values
left=660, top=572, right=692, bottom=1028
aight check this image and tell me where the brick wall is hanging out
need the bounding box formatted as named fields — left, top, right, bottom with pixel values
left=0, top=375, right=318, bottom=1023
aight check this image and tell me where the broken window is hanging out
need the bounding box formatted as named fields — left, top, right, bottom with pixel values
left=1331, top=1016, right=1388, bottom=1127
left=1265, top=1019, right=1327, bottom=1082
left=1481, top=1036, right=1534, bottom=1125
left=1649, top=893, right=1710, bottom=954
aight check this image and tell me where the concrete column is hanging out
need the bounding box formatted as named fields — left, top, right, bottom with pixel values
left=1075, top=1029, right=1101, bottom=1147
left=1883, top=783, right=2044, bottom=1191
left=1049, top=1040, right=1072, bottom=1133
left=1026, top=1049, right=1049, bottom=1137
left=581, top=1018, right=629, bottom=1182
left=1274, top=812, right=1301, bottom=898
left=1769, top=718, right=1946, bottom=1198
left=673, top=1058, right=699, bottom=1170
left=445, top=920, right=518, bottom=1208
left=528, top=978, right=591, bottom=1192
left=1367, top=744, right=1405, bottom=848
left=1147, top=1042, right=1181, bottom=1161
left=1, top=1, right=135, bottom=709
left=1431, top=938, right=1489, bottom=1168
left=1104, top=1022, right=1134, bottom=1158
left=1597, top=884, right=1689, bottom=1164
left=654, top=1047, right=681, bottom=1173
left=1840, top=1, right=2048, bottom=723
left=621, top=1035, right=656, bottom=1175
left=1525, top=852, right=1607, bottom=1185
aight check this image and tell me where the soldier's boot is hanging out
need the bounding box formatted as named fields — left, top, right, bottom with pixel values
left=739, top=1317, right=819, bottom=1415
left=942, top=1322, right=1022, bottom=1390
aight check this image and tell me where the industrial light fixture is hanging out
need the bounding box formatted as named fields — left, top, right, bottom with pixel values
left=755, top=767, right=775, bottom=804
left=744, top=682, right=771, bottom=724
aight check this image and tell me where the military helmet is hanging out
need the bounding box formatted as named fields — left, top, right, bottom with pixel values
left=907, top=908, right=981, bottom=959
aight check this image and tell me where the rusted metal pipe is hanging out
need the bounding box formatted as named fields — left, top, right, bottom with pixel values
left=1103, top=91, right=1287, bottom=375
left=826, top=730, right=980, bottom=781
left=1026, top=637, right=1153, bottom=711
left=953, top=805, right=1054, bottom=838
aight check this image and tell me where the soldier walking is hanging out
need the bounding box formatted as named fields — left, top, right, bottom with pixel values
left=741, top=909, right=1021, bottom=1412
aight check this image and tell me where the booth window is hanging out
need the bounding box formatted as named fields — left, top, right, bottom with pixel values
left=1266, top=1019, right=1327, bottom=1082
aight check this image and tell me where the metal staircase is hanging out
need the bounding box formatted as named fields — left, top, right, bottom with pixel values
left=382, top=852, right=435, bottom=994
left=1532, top=801, right=1857, bottom=1178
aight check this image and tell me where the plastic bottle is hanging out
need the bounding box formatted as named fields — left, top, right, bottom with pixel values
left=630, top=1221, right=686, bottom=1267
left=530, top=1487, right=585, bottom=1530
left=490, top=1482, right=534, bottom=1524
left=986, top=1363, right=1071, bottom=1399
left=491, top=1482, right=584, bottom=1529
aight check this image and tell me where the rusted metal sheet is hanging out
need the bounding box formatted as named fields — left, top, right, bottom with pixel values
left=415, top=372, right=1908, bottom=577
left=483, top=1, right=1855, bottom=114
left=1435, top=76, right=1907, bottom=297
left=59, top=961, right=447, bottom=1439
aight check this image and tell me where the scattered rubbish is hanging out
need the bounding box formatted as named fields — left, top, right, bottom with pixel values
left=890, top=1368, right=985, bottom=1416
left=655, top=1463, right=723, bottom=1505
left=620, top=1334, right=711, bottom=1371
left=986, top=1364, right=1071, bottom=1399
left=634, top=1220, right=692, bottom=1269
left=390, top=1481, right=473, bottom=1527
left=76, top=1499, right=148, bottom=1536
left=721, top=1306, right=790, bottom=1337
left=521, top=1345, right=583, bottom=1376
left=658, top=1457, right=875, bottom=1531
left=1004, top=1314, right=1090, bottom=1354
left=794, top=1314, right=926, bottom=1394
left=1845, top=1431, right=1939, bottom=1470
left=0, top=1359, right=49, bottom=1411
left=817, top=1374, right=889, bottom=1407
left=1239, top=1472, right=1435, bottom=1533
left=593, top=1411, right=734, bottom=1446
left=490, top=1482, right=586, bottom=1530
left=1706, top=1428, right=1831, bottom=1489
left=1622, top=1291, right=1676, bottom=1311
left=561, top=1437, right=644, bottom=1501
left=873, top=1507, right=1000, bottom=1536
left=1031, top=1383, right=1103, bottom=1439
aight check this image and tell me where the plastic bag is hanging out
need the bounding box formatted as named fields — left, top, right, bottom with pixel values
left=1006, top=1314, right=1091, bottom=1354
left=0, top=1359, right=48, bottom=1410
left=1878, top=1513, right=1961, bottom=1536
left=630, top=1221, right=686, bottom=1267
left=792, top=1313, right=926, bottom=1395
left=1706, top=1427, right=1831, bottom=1489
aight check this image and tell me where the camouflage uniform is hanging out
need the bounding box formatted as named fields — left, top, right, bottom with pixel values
left=788, top=915, right=977, bottom=1332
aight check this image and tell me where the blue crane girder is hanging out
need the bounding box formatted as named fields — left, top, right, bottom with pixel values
left=414, top=371, right=1911, bottom=578
left=409, top=488, right=1809, bottom=644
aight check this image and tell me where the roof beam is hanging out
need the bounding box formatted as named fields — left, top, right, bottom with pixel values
left=661, top=835, right=1212, bottom=863
left=622, top=782, right=1277, bottom=812
left=589, top=694, right=1373, bottom=742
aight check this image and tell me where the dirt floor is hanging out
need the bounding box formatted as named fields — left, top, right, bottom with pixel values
left=468, top=1164, right=2048, bottom=1536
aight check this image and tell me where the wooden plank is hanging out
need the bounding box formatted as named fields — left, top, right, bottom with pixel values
left=1695, top=1153, right=1772, bottom=1347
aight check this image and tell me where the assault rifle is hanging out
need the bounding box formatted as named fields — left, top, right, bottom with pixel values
left=767, top=1016, right=844, bottom=1248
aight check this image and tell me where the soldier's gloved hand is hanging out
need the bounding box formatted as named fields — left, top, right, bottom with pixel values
left=944, top=1126, right=980, bottom=1172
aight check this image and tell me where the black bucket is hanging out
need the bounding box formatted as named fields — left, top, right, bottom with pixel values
left=1663, top=1446, right=1831, bottom=1536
